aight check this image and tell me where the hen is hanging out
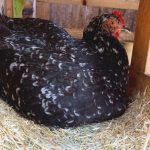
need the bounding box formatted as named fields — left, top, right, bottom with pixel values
left=0, top=11, right=129, bottom=128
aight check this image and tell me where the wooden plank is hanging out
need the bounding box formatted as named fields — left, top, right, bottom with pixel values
left=4, top=0, right=13, bottom=17
left=48, top=3, right=100, bottom=28
left=37, top=0, right=83, bottom=5
left=32, top=0, right=36, bottom=17
left=37, top=0, right=139, bottom=10
left=36, top=1, right=50, bottom=19
left=129, top=72, right=150, bottom=96
left=145, top=41, right=150, bottom=75
left=129, top=0, right=150, bottom=96
left=131, top=0, right=150, bottom=73
left=86, top=0, right=139, bottom=10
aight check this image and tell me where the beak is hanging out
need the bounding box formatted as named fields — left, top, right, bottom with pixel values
left=121, top=27, right=131, bottom=33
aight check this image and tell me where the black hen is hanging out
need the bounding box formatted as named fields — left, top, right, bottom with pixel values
left=0, top=11, right=129, bottom=128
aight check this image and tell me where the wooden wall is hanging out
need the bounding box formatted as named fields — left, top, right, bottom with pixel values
left=37, top=3, right=138, bottom=31
left=4, top=0, right=138, bottom=32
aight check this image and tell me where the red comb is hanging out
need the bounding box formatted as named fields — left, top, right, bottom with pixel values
left=112, top=10, right=125, bottom=26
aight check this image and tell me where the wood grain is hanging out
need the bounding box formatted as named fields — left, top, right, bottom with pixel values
left=86, top=0, right=139, bottom=10
left=37, top=1, right=50, bottom=19
left=37, top=0, right=139, bottom=10
left=131, top=0, right=150, bottom=73
left=37, top=0, right=83, bottom=5
left=5, top=0, right=13, bottom=17
left=145, top=41, right=150, bottom=75
left=129, top=71, right=150, bottom=96
left=48, top=4, right=100, bottom=28
left=129, top=0, right=150, bottom=95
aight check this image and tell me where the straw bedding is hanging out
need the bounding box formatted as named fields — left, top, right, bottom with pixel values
left=0, top=92, right=149, bottom=150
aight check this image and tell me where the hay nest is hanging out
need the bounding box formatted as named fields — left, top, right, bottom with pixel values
left=0, top=93, right=150, bottom=150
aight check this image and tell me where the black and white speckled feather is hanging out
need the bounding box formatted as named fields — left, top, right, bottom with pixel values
left=0, top=13, right=129, bottom=128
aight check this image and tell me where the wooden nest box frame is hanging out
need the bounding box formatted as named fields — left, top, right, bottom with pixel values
left=4, top=0, right=150, bottom=96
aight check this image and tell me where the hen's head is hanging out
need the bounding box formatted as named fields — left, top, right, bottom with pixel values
left=83, top=11, right=125, bottom=40
left=101, top=11, right=125, bottom=38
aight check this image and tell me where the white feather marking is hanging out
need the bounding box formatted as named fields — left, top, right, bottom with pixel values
left=67, top=120, right=74, bottom=124
left=9, top=62, right=18, bottom=72
left=98, top=48, right=104, bottom=53
left=65, top=86, right=71, bottom=92
left=79, top=63, right=86, bottom=67
left=22, top=73, right=28, bottom=78
left=73, top=110, right=80, bottom=117
left=33, top=81, right=38, bottom=87
left=16, top=88, right=20, bottom=94
left=86, top=115, right=91, bottom=119
left=112, top=48, right=118, bottom=54
left=58, top=63, right=63, bottom=70
left=12, top=94, right=15, bottom=101
left=41, top=87, right=47, bottom=94
left=107, top=113, right=111, bottom=117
